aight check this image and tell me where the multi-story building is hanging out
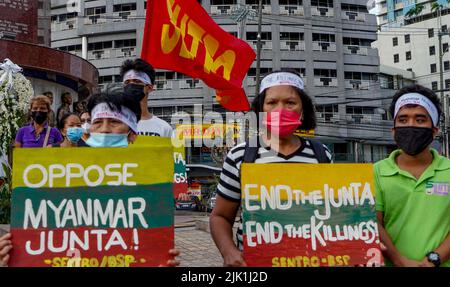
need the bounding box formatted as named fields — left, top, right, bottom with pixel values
left=372, top=0, right=450, bottom=92
left=0, top=0, right=97, bottom=114
left=38, top=0, right=52, bottom=46
left=50, top=0, right=396, bottom=170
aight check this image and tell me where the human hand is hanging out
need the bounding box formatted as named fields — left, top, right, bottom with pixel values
left=0, top=233, right=12, bottom=267
left=223, top=249, right=247, bottom=267
left=419, top=257, right=435, bottom=267
left=396, top=256, right=422, bottom=267
left=160, top=249, right=180, bottom=267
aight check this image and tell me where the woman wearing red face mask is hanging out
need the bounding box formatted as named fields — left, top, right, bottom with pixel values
left=210, top=69, right=333, bottom=267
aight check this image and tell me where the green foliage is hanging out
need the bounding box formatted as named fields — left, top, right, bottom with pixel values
left=405, top=3, right=425, bottom=18
left=0, top=163, right=11, bottom=224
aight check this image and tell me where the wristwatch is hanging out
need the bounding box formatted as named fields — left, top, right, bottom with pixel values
left=426, top=251, right=441, bottom=267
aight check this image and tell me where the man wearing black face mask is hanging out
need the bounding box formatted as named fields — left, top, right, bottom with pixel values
left=374, top=85, right=450, bottom=267
left=120, top=59, right=173, bottom=137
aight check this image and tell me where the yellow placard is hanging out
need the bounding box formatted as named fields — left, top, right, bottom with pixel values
left=13, top=142, right=174, bottom=189
left=241, top=163, right=375, bottom=200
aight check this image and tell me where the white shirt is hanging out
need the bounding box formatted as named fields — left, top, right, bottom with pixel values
left=137, top=116, right=173, bottom=137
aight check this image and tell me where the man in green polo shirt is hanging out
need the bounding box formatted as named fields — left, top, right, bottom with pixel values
left=375, top=84, right=450, bottom=267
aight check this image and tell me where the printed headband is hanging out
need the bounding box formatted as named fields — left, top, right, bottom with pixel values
left=123, top=69, right=152, bottom=86
left=259, top=72, right=305, bottom=94
left=91, top=102, right=138, bottom=133
left=394, top=93, right=439, bottom=127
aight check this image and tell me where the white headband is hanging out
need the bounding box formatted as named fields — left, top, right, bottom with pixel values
left=394, top=93, right=439, bottom=127
left=123, top=70, right=152, bottom=86
left=259, top=72, right=304, bottom=94
left=91, top=103, right=138, bottom=133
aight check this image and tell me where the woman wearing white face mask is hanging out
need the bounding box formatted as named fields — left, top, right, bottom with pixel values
left=50, top=113, right=87, bottom=147
left=80, top=111, right=91, bottom=145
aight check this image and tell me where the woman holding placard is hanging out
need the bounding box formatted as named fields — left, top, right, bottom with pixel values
left=210, top=69, right=333, bottom=267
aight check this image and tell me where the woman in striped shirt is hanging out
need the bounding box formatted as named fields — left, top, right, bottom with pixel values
left=210, top=70, right=332, bottom=267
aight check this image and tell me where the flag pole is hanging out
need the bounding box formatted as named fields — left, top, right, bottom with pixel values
left=255, top=0, right=263, bottom=97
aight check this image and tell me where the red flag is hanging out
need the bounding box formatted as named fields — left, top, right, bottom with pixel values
left=142, top=0, right=256, bottom=112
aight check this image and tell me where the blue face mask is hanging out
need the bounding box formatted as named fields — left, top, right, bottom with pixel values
left=86, top=133, right=129, bottom=147
left=66, top=127, right=84, bottom=143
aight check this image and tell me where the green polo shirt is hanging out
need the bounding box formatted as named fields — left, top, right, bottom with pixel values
left=374, top=148, right=450, bottom=267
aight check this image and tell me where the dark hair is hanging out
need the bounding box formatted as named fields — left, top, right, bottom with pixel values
left=57, top=113, right=80, bottom=132
left=251, top=69, right=316, bottom=130
left=389, top=84, right=442, bottom=124
left=80, top=111, right=90, bottom=119
left=120, top=58, right=156, bottom=85
left=87, top=90, right=142, bottom=124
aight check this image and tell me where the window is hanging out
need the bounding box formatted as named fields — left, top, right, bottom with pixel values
left=311, top=0, right=333, bottom=8
left=404, top=34, right=410, bottom=43
left=444, top=43, right=449, bottom=53
left=246, top=32, right=272, bottom=41
left=280, top=32, right=304, bottom=41
left=431, top=63, right=437, bottom=73
left=392, top=37, right=398, bottom=46
left=432, top=81, right=438, bottom=91
left=445, top=61, right=450, bottom=71
left=114, top=39, right=136, bottom=48
left=346, top=106, right=375, bottom=115
left=113, top=3, right=137, bottom=12
left=394, top=54, right=399, bottom=63
left=442, top=25, right=448, bottom=32
left=314, top=69, right=337, bottom=78
left=406, top=51, right=411, bottom=61
left=279, top=0, right=302, bottom=5
left=312, top=33, right=335, bottom=42
left=316, top=104, right=338, bottom=122
left=428, top=28, right=434, bottom=38
left=430, top=46, right=436, bottom=55
left=88, top=41, right=113, bottom=51
left=446, top=79, right=450, bottom=89
left=85, top=6, right=106, bottom=16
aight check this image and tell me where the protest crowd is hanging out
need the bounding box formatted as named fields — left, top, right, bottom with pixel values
left=0, top=0, right=448, bottom=269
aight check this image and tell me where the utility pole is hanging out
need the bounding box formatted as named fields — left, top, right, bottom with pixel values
left=255, top=0, right=263, bottom=97
left=437, top=7, right=449, bottom=157
left=230, top=4, right=256, bottom=40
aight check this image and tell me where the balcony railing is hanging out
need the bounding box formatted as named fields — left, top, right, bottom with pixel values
left=314, top=77, right=338, bottom=87
left=311, top=6, right=334, bottom=17
left=341, top=11, right=366, bottom=22
left=88, top=49, right=111, bottom=60
left=112, top=11, right=137, bottom=22
left=179, top=79, right=202, bottom=89
left=312, top=41, right=336, bottom=52
left=246, top=76, right=256, bottom=86
left=343, top=45, right=369, bottom=55
left=344, top=80, right=371, bottom=90
left=210, top=5, right=235, bottom=15
left=279, top=5, right=304, bottom=16
left=114, top=47, right=137, bottom=58
left=84, top=15, right=107, bottom=25
left=250, top=40, right=273, bottom=50
left=249, top=4, right=272, bottom=14
left=52, top=18, right=78, bottom=31
left=155, top=80, right=173, bottom=90
left=280, top=40, right=305, bottom=51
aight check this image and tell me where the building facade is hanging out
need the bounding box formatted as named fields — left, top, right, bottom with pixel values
left=372, top=0, right=450, bottom=92
left=50, top=0, right=396, bottom=165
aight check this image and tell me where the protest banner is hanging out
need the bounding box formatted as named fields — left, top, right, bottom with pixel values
left=142, top=0, right=256, bottom=111
left=175, top=124, right=241, bottom=140
left=134, top=136, right=188, bottom=199
left=241, top=163, right=383, bottom=267
left=9, top=142, right=174, bottom=267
